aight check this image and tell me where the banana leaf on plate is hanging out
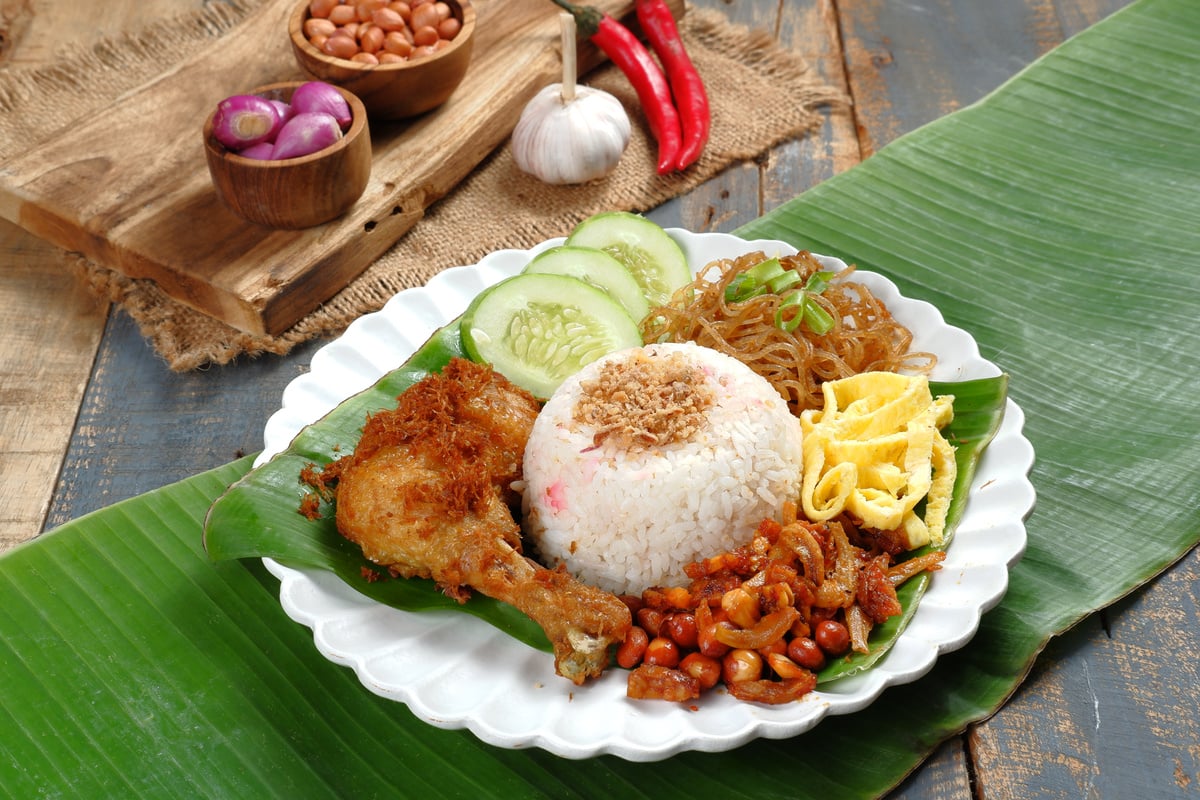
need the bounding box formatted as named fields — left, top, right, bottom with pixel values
left=1, top=0, right=1198, bottom=796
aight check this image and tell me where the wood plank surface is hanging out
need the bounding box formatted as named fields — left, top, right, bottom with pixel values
left=970, top=550, right=1200, bottom=798
left=0, top=0, right=213, bottom=551
left=6, top=0, right=1198, bottom=798
left=0, top=0, right=679, bottom=337
left=0, top=218, right=106, bottom=550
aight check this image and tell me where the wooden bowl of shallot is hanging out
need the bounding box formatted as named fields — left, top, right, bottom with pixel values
left=202, top=81, right=371, bottom=229
left=289, top=0, right=476, bottom=120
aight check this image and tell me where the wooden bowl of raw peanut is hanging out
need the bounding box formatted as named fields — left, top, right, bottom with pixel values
left=289, top=0, right=476, bottom=120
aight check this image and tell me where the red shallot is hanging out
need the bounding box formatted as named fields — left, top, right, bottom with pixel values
left=267, top=99, right=295, bottom=126
left=289, top=81, right=353, bottom=131
left=209, top=82, right=351, bottom=161
left=237, top=141, right=277, bottom=160
left=210, top=94, right=283, bottom=150
left=270, top=112, right=343, bottom=160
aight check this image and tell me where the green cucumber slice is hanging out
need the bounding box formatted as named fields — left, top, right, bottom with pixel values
left=565, top=211, right=692, bottom=308
left=461, top=273, right=643, bottom=399
left=523, top=245, right=651, bottom=323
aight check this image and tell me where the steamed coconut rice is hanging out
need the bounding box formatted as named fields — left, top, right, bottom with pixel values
left=520, top=342, right=804, bottom=596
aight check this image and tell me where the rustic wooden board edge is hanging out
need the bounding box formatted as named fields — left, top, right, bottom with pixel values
left=0, top=0, right=682, bottom=337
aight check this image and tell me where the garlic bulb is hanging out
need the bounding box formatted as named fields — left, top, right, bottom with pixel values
left=511, top=11, right=631, bottom=185
left=512, top=83, right=631, bottom=184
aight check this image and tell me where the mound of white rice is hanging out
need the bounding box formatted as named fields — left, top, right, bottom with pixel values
left=520, top=342, right=803, bottom=596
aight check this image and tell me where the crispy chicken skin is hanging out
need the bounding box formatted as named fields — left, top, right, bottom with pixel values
left=334, top=358, right=632, bottom=685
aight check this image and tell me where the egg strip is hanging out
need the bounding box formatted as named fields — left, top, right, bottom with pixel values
left=799, top=373, right=956, bottom=548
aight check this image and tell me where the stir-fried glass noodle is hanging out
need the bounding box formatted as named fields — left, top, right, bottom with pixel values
left=641, top=251, right=936, bottom=413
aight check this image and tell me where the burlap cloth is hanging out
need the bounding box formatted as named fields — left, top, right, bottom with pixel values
left=1, top=1, right=842, bottom=371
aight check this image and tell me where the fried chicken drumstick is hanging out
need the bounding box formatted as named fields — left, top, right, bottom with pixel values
left=332, top=358, right=632, bottom=685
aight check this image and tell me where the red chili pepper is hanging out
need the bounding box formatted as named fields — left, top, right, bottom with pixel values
left=635, top=0, right=710, bottom=170
left=552, top=0, right=682, bottom=175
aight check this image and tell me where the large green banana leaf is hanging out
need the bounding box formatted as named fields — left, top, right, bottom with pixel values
left=2, top=0, right=1198, bottom=797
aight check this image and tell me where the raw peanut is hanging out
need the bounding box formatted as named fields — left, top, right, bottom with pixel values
left=411, top=25, right=439, bottom=47
left=304, top=17, right=337, bottom=38
left=356, top=0, right=387, bottom=22
left=437, top=17, right=460, bottom=39
left=322, top=33, right=360, bottom=59
left=410, top=2, right=439, bottom=29
left=359, top=24, right=385, bottom=53
left=388, top=1, right=412, bottom=21
left=303, top=0, right=459, bottom=64
left=383, top=30, right=413, bottom=56
left=372, top=7, right=407, bottom=31
left=309, top=0, right=339, bottom=18
left=327, top=3, right=358, bottom=25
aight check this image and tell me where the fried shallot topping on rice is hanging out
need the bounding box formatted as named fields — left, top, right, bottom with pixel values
left=574, top=348, right=715, bottom=449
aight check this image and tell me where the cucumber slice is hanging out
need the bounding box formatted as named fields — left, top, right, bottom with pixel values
left=565, top=211, right=692, bottom=308
left=523, top=245, right=651, bottom=323
left=461, top=273, right=643, bottom=399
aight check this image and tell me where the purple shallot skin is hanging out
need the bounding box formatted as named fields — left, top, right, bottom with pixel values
left=270, top=112, right=343, bottom=160
left=237, top=141, right=277, bottom=160
left=289, top=81, right=353, bottom=130
left=211, top=94, right=283, bottom=150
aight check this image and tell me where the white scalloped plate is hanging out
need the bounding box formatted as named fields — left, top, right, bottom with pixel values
left=257, top=230, right=1034, bottom=762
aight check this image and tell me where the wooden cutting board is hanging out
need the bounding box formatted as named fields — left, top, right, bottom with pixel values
left=0, top=0, right=682, bottom=336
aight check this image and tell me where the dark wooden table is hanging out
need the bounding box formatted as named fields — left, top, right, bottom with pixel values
left=4, top=1, right=1197, bottom=797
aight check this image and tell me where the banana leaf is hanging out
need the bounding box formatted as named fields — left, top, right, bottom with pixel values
left=2, top=0, right=1199, bottom=797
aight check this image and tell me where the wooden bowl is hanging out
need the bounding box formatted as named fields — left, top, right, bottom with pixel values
left=202, top=82, right=371, bottom=230
left=288, top=0, right=476, bottom=120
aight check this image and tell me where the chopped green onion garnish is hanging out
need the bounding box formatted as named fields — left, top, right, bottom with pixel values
left=773, top=271, right=836, bottom=335
left=767, top=270, right=803, bottom=294
left=725, top=258, right=796, bottom=302
left=726, top=259, right=836, bottom=335
left=804, top=270, right=833, bottom=296
left=748, top=258, right=785, bottom=282
left=801, top=297, right=835, bottom=334
left=774, top=292, right=804, bottom=332
left=725, top=273, right=764, bottom=302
